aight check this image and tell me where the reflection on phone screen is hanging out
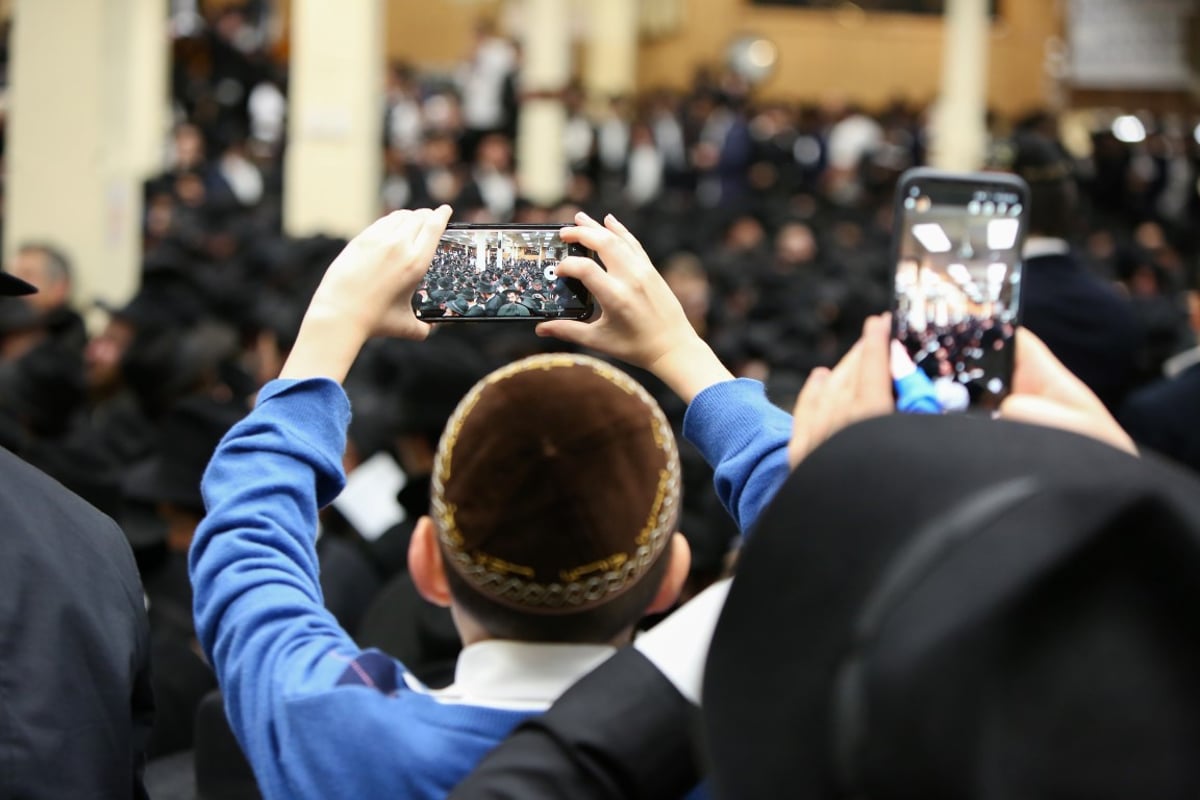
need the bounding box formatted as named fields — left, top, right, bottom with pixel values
left=414, top=228, right=590, bottom=320
left=893, top=183, right=1025, bottom=413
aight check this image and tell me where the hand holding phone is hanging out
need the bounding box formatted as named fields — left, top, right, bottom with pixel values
left=890, top=169, right=1030, bottom=413
left=789, top=314, right=894, bottom=469
left=536, top=212, right=735, bottom=404
left=1000, top=328, right=1138, bottom=455
left=282, top=207, right=451, bottom=384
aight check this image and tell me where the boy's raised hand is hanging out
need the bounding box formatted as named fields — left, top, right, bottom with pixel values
left=310, top=206, right=451, bottom=339
left=537, top=212, right=733, bottom=402
left=281, top=206, right=452, bottom=384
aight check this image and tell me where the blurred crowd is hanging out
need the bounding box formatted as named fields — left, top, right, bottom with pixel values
left=0, top=3, right=1196, bottom=781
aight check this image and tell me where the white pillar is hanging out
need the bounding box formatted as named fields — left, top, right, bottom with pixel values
left=516, top=0, right=570, bottom=205
left=475, top=236, right=486, bottom=272
left=284, top=0, right=384, bottom=238
left=125, top=0, right=171, bottom=178
left=6, top=0, right=167, bottom=308
left=932, top=0, right=989, bottom=171
left=584, top=0, right=638, bottom=103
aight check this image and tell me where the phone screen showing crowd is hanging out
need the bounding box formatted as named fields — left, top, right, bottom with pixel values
left=892, top=179, right=1026, bottom=413
left=414, top=227, right=592, bottom=320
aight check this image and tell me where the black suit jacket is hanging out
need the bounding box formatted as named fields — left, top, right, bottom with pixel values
left=1119, top=361, right=1200, bottom=476
left=450, top=648, right=700, bottom=800
left=0, top=446, right=154, bottom=798
left=1021, top=251, right=1143, bottom=411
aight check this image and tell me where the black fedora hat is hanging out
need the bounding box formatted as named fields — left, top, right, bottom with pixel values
left=0, top=271, right=37, bottom=296
left=123, top=396, right=246, bottom=514
left=704, top=414, right=1200, bottom=799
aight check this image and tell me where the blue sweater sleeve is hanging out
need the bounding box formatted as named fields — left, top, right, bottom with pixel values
left=894, top=370, right=942, bottom=414
left=190, top=378, right=366, bottom=791
left=682, top=379, right=792, bottom=535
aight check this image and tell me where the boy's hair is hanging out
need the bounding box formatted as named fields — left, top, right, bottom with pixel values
left=430, top=353, right=681, bottom=643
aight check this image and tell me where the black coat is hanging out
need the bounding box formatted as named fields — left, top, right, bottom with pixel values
left=1021, top=251, right=1142, bottom=411
left=1119, top=360, right=1200, bottom=476
left=0, top=446, right=154, bottom=799
left=449, top=648, right=699, bottom=800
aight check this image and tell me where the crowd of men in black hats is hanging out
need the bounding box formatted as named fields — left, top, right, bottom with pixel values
left=414, top=248, right=572, bottom=317
left=0, top=3, right=1198, bottom=797
left=898, top=317, right=1012, bottom=377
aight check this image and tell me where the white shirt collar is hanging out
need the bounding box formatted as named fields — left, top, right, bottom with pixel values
left=426, top=640, right=616, bottom=711
left=1164, top=345, right=1200, bottom=379
left=1023, top=236, right=1071, bottom=259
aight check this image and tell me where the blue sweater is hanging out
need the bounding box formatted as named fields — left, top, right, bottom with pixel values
left=191, top=376, right=789, bottom=799
left=682, top=378, right=793, bottom=535
left=192, top=380, right=534, bottom=799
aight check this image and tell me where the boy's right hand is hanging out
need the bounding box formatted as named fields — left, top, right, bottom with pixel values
left=280, top=206, right=451, bottom=384
left=537, top=212, right=733, bottom=402
left=306, top=206, right=451, bottom=341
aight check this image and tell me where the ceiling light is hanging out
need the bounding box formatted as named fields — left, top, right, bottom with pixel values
left=987, top=218, right=1020, bottom=251
left=947, top=263, right=971, bottom=283
left=1112, top=115, right=1146, bottom=144
left=912, top=223, right=952, bottom=253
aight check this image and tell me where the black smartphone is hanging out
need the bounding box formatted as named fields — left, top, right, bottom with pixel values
left=413, top=224, right=596, bottom=321
left=890, top=168, right=1030, bottom=413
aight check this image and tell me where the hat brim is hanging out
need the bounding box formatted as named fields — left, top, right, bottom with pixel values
left=0, top=272, right=37, bottom=296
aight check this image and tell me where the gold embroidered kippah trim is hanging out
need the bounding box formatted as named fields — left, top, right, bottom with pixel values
left=430, top=353, right=682, bottom=612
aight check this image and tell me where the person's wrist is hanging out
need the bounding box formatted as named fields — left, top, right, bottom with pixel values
left=279, top=307, right=372, bottom=383
left=648, top=336, right=733, bottom=404
left=306, top=285, right=377, bottom=337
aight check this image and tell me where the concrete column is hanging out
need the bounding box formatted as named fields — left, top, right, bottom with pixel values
left=583, top=0, right=638, bottom=103
left=6, top=0, right=168, bottom=308
left=516, top=0, right=570, bottom=205
left=932, top=0, right=989, bottom=171
left=284, top=0, right=384, bottom=238
left=127, top=0, right=171, bottom=178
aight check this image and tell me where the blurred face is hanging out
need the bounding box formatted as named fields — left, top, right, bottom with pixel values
left=146, top=194, right=175, bottom=239
left=10, top=249, right=68, bottom=313
left=0, top=327, right=47, bottom=363
left=476, top=135, right=512, bottom=171
left=175, top=173, right=207, bottom=207
left=422, top=136, right=458, bottom=169
left=174, top=125, right=205, bottom=170
left=253, top=330, right=285, bottom=388
left=726, top=217, right=765, bottom=251
left=776, top=223, right=817, bottom=265
left=1134, top=221, right=1166, bottom=252
left=630, top=124, right=654, bottom=147
left=158, top=502, right=201, bottom=551
left=664, top=263, right=710, bottom=321
left=85, top=318, right=135, bottom=391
